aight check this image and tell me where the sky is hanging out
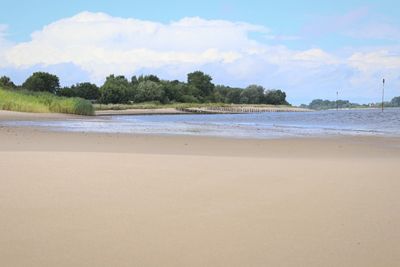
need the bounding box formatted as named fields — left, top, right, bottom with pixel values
left=0, top=0, right=399, bottom=104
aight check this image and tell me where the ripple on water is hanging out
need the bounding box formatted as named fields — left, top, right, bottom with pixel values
left=1, top=108, right=400, bottom=139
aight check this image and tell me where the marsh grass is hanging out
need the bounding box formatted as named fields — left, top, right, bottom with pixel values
left=0, top=88, right=94, bottom=115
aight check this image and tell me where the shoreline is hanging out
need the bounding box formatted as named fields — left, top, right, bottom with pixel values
left=1, top=109, right=399, bottom=140
left=1, top=109, right=399, bottom=158
left=0, top=107, right=312, bottom=119
left=1, top=121, right=399, bottom=158
left=95, top=106, right=312, bottom=116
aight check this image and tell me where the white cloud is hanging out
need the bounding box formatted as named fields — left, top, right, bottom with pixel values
left=347, top=49, right=400, bottom=96
left=4, top=12, right=263, bottom=80
left=349, top=50, right=400, bottom=72
left=1, top=12, right=400, bottom=103
left=4, top=12, right=340, bottom=82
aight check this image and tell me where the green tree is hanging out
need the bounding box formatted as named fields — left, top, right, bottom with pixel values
left=214, top=85, right=242, bottom=103
left=264, top=89, right=287, bottom=105
left=131, top=75, right=139, bottom=86
left=182, top=84, right=201, bottom=102
left=135, top=80, right=165, bottom=103
left=99, top=75, right=130, bottom=104
left=240, top=85, right=264, bottom=104
left=72, top=82, right=99, bottom=100
left=22, top=72, right=60, bottom=93
left=226, top=88, right=242, bottom=103
left=162, top=80, right=184, bottom=103
left=58, top=82, right=99, bottom=100
left=0, top=76, right=16, bottom=89
left=187, top=71, right=214, bottom=98
left=137, top=74, right=160, bottom=83
left=391, top=96, right=400, bottom=107
left=57, top=87, right=75, bottom=97
left=307, top=99, right=356, bottom=110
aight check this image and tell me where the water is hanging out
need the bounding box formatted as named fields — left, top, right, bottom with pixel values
left=2, top=108, right=400, bottom=139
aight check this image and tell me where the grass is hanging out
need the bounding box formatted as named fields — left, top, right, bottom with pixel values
left=94, top=102, right=293, bottom=111
left=0, top=88, right=94, bottom=116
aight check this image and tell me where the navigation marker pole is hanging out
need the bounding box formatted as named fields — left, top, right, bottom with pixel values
left=336, top=91, right=339, bottom=111
left=382, top=78, right=385, bottom=112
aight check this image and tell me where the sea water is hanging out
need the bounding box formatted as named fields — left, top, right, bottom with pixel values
left=2, top=108, right=400, bottom=139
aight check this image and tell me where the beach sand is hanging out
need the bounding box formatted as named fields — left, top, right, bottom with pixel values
left=0, top=111, right=399, bottom=266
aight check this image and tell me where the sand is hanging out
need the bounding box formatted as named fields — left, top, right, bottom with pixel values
left=0, top=111, right=399, bottom=266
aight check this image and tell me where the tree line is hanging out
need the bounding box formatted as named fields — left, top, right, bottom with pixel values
left=0, top=71, right=288, bottom=105
left=301, top=98, right=400, bottom=110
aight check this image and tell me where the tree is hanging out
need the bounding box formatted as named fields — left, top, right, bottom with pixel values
left=240, top=85, right=265, bottom=104
left=226, top=88, right=242, bottom=104
left=134, top=81, right=165, bottom=103
left=72, top=82, right=99, bottom=100
left=57, top=87, right=75, bottom=97
left=137, top=74, right=160, bottom=83
left=187, top=71, right=214, bottom=98
left=58, top=82, right=100, bottom=100
left=99, top=75, right=130, bottom=104
left=214, top=85, right=242, bottom=103
left=131, top=75, right=139, bottom=86
left=182, top=84, right=201, bottom=102
left=264, top=89, right=287, bottom=105
left=22, top=72, right=60, bottom=93
left=391, top=96, right=400, bottom=107
left=162, top=80, right=185, bottom=103
left=307, top=99, right=356, bottom=110
left=0, top=76, right=16, bottom=89
left=46, top=70, right=291, bottom=105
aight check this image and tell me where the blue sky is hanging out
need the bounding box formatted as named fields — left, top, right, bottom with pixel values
left=1, top=0, right=400, bottom=104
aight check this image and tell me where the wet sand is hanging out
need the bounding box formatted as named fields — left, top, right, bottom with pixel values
left=0, top=111, right=399, bottom=266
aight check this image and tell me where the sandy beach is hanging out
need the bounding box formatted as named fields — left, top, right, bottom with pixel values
left=1, top=111, right=399, bottom=267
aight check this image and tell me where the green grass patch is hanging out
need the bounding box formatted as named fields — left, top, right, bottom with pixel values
left=0, top=88, right=94, bottom=116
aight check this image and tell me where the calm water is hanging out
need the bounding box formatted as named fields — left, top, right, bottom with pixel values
left=2, top=108, right=400, bottom=139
